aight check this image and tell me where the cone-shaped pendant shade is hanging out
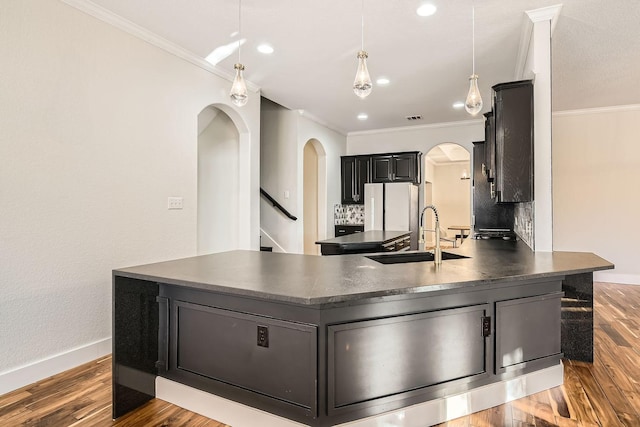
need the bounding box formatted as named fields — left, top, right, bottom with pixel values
left=465, top=74, right=482, bottom=115
left=353, top=51, right=372, bottom=99
left=230, top=63, right=248, bottom=107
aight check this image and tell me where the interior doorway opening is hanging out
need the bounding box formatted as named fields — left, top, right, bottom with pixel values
left=423, top=143, right=471, bottom=248
left=197, top=106, right=240, bottom=254
left=303, top=139, right=327, bottom=255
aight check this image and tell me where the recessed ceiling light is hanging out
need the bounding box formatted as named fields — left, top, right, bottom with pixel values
left=376, top=77, right=390, bottom=86
left=357, top=113, right=369, bottom=120
left=453, top=101, right=465, bottom=109
left=417, top=3, right=437, bottom=17
left=257, top=44, right=274, bottom=54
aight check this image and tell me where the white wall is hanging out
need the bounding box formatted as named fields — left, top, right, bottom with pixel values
left=261, top=100, right=346, bottom=253
left=553, top=106, right=640, bottom=285
left=0, top=0, right=260, bottom=390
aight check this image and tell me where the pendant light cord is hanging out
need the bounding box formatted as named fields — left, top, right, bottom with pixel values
left=238, top=0, right=242, bottom=63
left=471, top=3, right=475, bottom=74
left=361, top=0, right=365, bottom=51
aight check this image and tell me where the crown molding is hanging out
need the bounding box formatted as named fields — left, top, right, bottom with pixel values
left=297, top=110, right=348, bottom=137
left=553, top=104, right=640, bottom=117
left=348, top=118, right=483, bottom=137
left=514, top=4, right=563, bottom=80
left=60, top=0, right=260, bottom=92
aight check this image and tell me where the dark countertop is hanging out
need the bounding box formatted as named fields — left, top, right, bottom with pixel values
left=315, top=230, right=410, bottom=246
left=114, top=238, right=613, bottom=306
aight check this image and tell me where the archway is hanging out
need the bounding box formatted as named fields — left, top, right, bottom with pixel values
left=303, top=139, right=327, bottom=255
left=423, top=143, right=471, bottom=247
left=197, top=106, right=240, bottom=254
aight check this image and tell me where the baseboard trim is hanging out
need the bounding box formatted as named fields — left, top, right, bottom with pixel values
left=594, top=272, right=640, bottom=286
left=156, top=364, right=563, bottom=427
left=0, top=337, right=111, bottom=396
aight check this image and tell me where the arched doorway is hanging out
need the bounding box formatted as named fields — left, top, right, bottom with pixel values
left=303, top=139, right=327, bottom=255
left=423, top=143, right=471, bottom=247
left=197, top=106, right=240, bottom=254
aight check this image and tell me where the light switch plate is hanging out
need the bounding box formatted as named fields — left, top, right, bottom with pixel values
left=168, top=197, right=183, bottom=209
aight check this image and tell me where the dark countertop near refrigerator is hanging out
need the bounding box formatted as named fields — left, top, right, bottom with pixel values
left=315, top=230, right=410, bottom=247
left=113, top=238, right=613, bottom=307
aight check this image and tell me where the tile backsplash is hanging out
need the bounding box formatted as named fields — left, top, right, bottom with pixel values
left=514, top=202, right=534, bottom=249
left=334, top=204, right=365, bottom=225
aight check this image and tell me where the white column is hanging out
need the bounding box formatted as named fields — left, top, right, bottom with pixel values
left=517, top=5, right=562, bottom=252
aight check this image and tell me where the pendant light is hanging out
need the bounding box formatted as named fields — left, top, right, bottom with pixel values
left=465, top=3, right=482, bottom=115
left=353, top=0, right=372, bottom=99
left=229, top=0, right=248, bottom=107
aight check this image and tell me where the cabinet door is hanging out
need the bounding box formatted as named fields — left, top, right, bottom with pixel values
left=341, top=156, right=356, bottom=204
left=493, top=81, right=533, bottom=202
left=172, top=300, right=317, bottom=413
left=371, top=156, right=393, bottom=182
left=484, top=111, right=495, bottom=185
left=495, top=292, right=562, bottom=373
left=354, top=156, right=370, bottom=203
left=328, top=304, right=489, bottom=412
left=393, top=153, right=417, bottom=182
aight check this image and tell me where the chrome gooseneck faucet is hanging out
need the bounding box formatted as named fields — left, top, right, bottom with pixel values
left=419, top=205, right=442, bottom=265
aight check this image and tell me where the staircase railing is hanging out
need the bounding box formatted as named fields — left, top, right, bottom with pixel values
left=260, top=187, right=297, bottom=221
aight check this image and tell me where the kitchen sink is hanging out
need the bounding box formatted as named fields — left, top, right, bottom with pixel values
left=366, top=251, right=469, bottom=265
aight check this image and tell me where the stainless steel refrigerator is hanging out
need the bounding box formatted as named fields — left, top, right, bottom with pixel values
left=364, top=182, right=419, bottom=250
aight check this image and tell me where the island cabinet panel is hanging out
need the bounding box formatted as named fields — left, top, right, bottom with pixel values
left=495, top=292, right=563, bottom=373
left=166, top=300, right=318, bottom=419
left=327, top=304, right=489, bottom=412
left=112, top=276, right=159, bottom=419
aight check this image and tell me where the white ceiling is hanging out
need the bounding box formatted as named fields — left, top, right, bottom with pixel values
left=85, top=0, right=640, bottom=133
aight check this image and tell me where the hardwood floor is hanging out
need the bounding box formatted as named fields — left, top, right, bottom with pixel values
left=1, top=282, right=638, bottom=427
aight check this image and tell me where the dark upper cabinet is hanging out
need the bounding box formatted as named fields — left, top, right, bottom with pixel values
left=472, top=141, right=514, bottom=231
left=341, top=156, right=370, bottom=204
left=483, top=111, right=495, bottom=185
left=492, top=80, right=533, bottom=203
left=371, top=156, right=392, bottom=182
left=371, top=152, right=420, bottom=184
left=342, top=152, right=420, bottom=204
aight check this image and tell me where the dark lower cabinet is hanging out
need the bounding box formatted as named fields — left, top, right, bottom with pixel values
left=173, top=301, right=317, bottom=414
left=114, top=274, right=566, bottom=427
left=495, top=292, right=563, bottom=373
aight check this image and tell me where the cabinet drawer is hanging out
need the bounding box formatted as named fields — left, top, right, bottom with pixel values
left=495, top=292, right=563, bottom=373
left=172, top=301, right=317, bottom=412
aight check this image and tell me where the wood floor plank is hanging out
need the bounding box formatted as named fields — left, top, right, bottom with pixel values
left=572, top=359, right=626, bottom=426
left=0, top=282, right=639, bottom=426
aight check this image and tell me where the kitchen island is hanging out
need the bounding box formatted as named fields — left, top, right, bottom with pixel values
left=112, top=239, right=612, bottom=426
left=315, top=230, right=411, bottom=255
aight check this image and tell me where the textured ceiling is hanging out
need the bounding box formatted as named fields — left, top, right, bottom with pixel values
left=84, top=0, right=640, bottom=133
